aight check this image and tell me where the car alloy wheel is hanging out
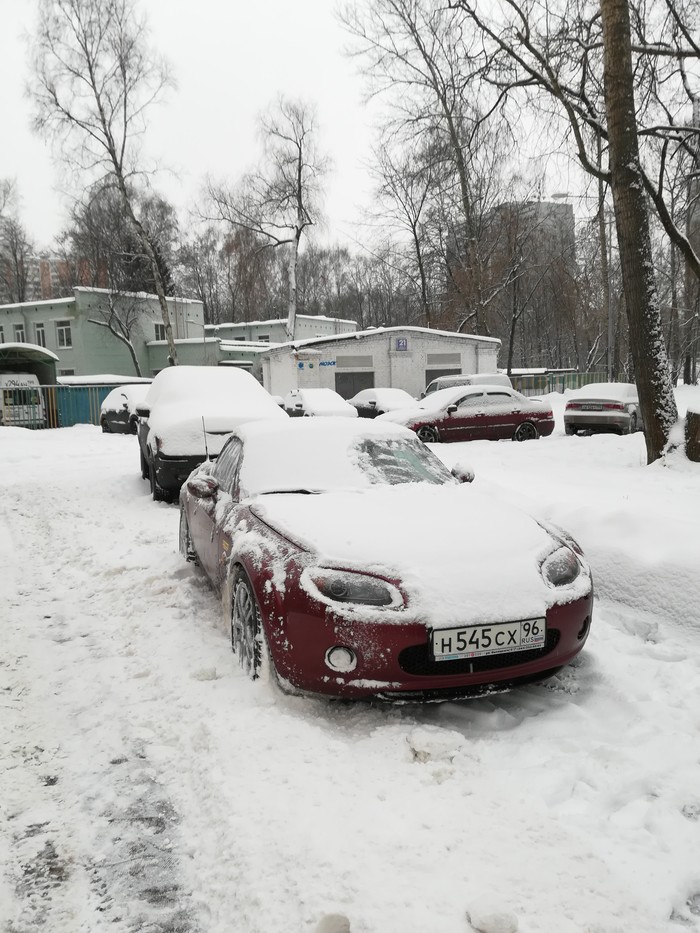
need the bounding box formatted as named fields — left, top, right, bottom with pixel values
left=513, top=421, right=539, bottom=442
left=231, top=570, right=266, bottom=680
left=416, top=425, right=440, bottom=443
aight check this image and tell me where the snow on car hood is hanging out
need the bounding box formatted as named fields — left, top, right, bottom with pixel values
left=250, top=484, right=589, bottom=628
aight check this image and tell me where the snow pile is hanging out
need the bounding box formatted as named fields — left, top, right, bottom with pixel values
left=1, top=394, right=699, bottom=932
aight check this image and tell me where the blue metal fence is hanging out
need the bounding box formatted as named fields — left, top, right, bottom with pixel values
left=1, top=385, right=115, bottom=429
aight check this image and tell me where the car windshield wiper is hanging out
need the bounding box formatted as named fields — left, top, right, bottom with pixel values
left=261, top=488, right=324, bottom=496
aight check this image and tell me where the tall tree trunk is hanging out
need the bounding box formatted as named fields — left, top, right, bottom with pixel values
left=600, top=0, right=677, bottom=462
left=117, top=181, right=178, bottom=366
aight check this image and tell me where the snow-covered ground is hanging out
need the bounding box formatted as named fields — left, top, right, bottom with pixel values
left=1, top=386, right=699, bottom=933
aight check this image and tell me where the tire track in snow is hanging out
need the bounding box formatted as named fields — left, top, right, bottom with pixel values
left=1, top=434, right=202, bottom=933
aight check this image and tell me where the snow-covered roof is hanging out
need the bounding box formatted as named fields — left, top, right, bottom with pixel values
left=0, top=297, right=75, bottom=312
left=0, top=342, right=59, bottom=361
left=145, top=337, right=218, bottom=346
left=264, top=325, right=501, bottom=353
left=207, top=313, right=357, bottom=328
left=219, top=341, right=286, bottom=353
left=74, top=286, right=202, bottom=304
left=57, top=373, right=152, bottom=385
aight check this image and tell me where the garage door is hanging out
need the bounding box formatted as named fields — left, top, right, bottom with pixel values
left=335, top=371, right=375, bottom=398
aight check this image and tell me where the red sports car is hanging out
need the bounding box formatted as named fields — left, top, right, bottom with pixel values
left=378, top=385, right=555, bottom=443
left=179, top=419, right=592, bottom=701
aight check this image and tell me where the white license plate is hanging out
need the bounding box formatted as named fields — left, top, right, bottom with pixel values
left=432, top=618, right=546, bottom=661
left=581, top=403, right=602, bottom=410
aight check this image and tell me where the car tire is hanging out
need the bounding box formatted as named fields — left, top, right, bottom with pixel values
left=101, top=419, right=110, bottom=433
left=565, top=424, right=576, bottom=436
left=129, top=417, right=138, bottom=435
left=230, top=568, right=272, bottom=682
left=513, top=421, right=539, bottom=442
left=416, top=425, right=440, bottom=443
left=628, top=413, right=638, bottom=434
left=149, top=462, right=169, bottom=503
left=178, top=507, right=198, bottom=565
left=140, top=449, right=149, bottom=480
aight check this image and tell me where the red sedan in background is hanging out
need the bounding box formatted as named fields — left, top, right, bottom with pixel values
left=378, top=385, right=555, bottom=443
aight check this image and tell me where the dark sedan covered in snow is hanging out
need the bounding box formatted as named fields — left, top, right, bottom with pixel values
left=137, top=366, right=287, bottom=502
left=179, top=419, right=592, bottom=702
left=100, top=383, right=150, bottom=434
left=378, top=385, right=555, bottom=443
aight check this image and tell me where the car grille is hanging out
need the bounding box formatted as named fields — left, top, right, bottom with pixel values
left=398, top=629, right=560, bottom=677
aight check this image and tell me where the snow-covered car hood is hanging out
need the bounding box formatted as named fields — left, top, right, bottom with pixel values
left=249, top=484, right=590, bottom=628
left=378, top=404, right=431, bottom=426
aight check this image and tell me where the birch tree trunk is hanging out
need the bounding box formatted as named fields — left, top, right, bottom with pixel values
left=600, top=0, right=677, bottom=462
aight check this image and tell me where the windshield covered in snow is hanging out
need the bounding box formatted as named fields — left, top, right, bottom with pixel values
left=236, top=421, right=457, bottom=495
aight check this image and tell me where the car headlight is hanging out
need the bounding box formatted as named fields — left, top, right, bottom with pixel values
left=307, top=568, right=404, bottom=608
left=541, top=545, right=581, bottom=587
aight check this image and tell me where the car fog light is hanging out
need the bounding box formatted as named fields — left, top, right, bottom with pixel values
left=325, top=646, right=358, bottom=673
left=577, top=616, right=591, bottom=641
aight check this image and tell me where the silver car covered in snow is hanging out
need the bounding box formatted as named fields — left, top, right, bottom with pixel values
left=564, top=382, right=642, bottom=435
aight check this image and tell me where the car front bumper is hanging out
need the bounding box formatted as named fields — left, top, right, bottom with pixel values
left=268, top=590, right=593, bottom=700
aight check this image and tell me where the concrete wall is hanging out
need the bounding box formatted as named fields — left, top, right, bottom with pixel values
left=261, top=328, right=501, bottom=398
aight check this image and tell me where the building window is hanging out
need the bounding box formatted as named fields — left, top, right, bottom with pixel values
left=56, top=320, right=72, bottom=348
left=14, top=324, right=26, bottom=343
left=58, top=369, right=75, bottom=376
left=0, top=326, right=4, bottom=344
left=154, top=323, right=166, bottom=341
left=35, top=323, right=46, bottom=347
left=257, top=334, right=270, bottom=343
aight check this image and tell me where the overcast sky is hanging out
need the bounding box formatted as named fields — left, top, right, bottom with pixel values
left=0, top=0, right=379, bottom=251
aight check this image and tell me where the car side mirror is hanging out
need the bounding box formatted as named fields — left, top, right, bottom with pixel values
left=451, top=463, right=475, bottom=483
left=447, top=404, right=458, bottom=414
left=135, top=405, right=150, bottom=418
left=368, top=400, right=377, bottom=407
left=187, top=475, right=218, bottom=499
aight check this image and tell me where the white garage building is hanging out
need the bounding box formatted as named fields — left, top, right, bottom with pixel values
left=260, top=326, right=501, bottom=399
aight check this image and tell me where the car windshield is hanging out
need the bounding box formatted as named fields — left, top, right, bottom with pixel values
left=238, top=427, right=457, bottom=496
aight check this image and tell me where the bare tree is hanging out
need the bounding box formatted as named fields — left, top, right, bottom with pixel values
left=0, top=182, right=33, bottom=304
left=87, top=291, right=144, bottom=375
left=371, top=141, right=438, bottom=326
left=0, top=216, right=33, bottom=305
left=31, top=0, right=180, bottom=364
left=450, top=0, right=692, bottom=460
left=208, top=98, right=328, bottom=339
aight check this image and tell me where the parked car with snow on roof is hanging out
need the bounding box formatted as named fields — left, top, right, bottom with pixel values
left=348, top=387, right=417, bottom=418
left=564, top=383, right=642, bottom=436
left=136, top=366, right=287, bottom=502
left=178, top=418, right=592, bottom=701
left=378, top=385, right=554, bottom=443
